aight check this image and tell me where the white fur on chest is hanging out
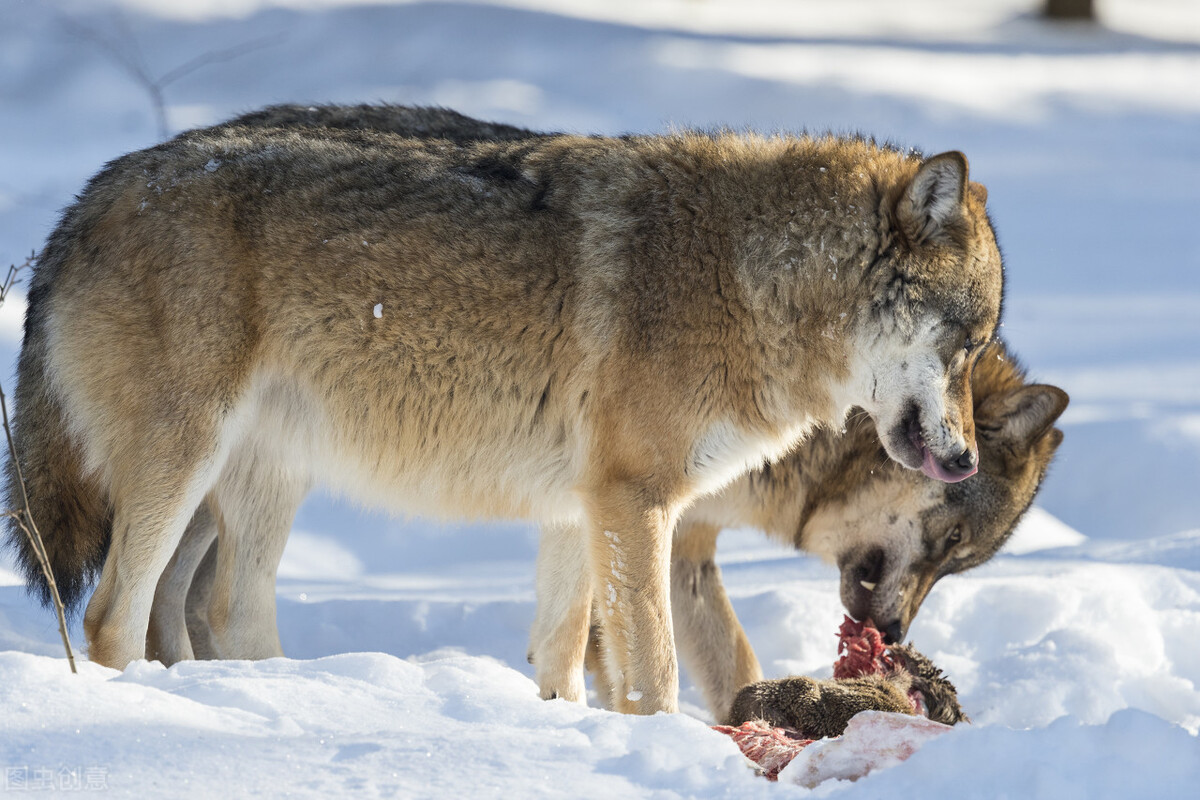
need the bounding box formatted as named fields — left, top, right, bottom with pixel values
left=688, top=418, right=813, bottom=499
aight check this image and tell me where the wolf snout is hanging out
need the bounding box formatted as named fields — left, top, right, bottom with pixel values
left=941, top=446, right=978, bottom=480
left=882, top=619, right=905, bottom=645
left=919, top=441, right=978, bottom=483
left=890, top=397, right=980, bottom=482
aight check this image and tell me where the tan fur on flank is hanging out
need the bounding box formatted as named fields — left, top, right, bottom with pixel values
left=7, top=109, right=1003, bottom=715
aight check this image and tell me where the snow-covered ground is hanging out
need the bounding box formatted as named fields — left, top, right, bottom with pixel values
left=1, top=0, right=1198, bottom=795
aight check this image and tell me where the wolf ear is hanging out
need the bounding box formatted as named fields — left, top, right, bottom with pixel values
left=988, top=385, right=1069, bottom=448
left=896, top=151, right=968, bottom=245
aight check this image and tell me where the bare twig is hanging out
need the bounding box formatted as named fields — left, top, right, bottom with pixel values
left=0, top=253, right=76, bottom=673
left=60, top=13, right=285, bottom=140
left=1, top=260, right=28, bottom=300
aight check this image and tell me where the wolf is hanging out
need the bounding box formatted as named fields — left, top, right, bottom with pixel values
left=142, top=109, right=1061, bottom=723
left=6, top=108, right=1003, bottom=715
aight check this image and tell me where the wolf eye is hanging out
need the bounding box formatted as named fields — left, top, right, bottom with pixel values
left=963, top=339, right=975, bottom=355
left=947, top=525, right=962, bottom=545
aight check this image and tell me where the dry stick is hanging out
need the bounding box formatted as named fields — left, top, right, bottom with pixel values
left=0, top=256, right=77, bottom=673
left=0, top=388, right=77, bottom=674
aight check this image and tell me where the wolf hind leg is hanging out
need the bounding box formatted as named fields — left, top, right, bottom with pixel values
left=205, top=442, right=309, bottom=660
left=146, top=503, right=218, bottom=664
left=84, top=458, right=228, bottom=670
left=185, top=536, right=220, bottom=659
left=528, top=522, right=593, bottom=703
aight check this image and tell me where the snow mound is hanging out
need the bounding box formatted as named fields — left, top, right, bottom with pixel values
left=828, top=709, right=1200, bottom=799
left=1002, top=507, right=1087, bottom=555
left=0, top=651, right=759, bottom=798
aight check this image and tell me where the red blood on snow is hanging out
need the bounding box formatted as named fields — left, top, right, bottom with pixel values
left=710, top=722, right=814, bottom=782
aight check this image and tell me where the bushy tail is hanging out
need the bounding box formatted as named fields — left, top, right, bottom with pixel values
left=4, top=267, right=112, bottom=616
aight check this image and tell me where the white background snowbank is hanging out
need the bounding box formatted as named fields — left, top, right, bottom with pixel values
left=0, top=0, right=1198, bottom=796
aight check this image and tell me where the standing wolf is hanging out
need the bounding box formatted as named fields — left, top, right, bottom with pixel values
left=6, top=110, right=1002, bottom=714
left=144, top=109, right=1061, bottom=723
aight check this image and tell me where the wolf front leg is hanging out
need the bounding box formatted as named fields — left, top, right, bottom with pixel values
left=528, top=521, right=594, bottom=703
left=671, top=521, right=764, bottom=723
left=586, top=487, right=680, bottom=715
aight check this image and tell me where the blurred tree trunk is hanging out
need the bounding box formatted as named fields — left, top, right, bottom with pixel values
left=1043, top=0, right=1095, bottom=20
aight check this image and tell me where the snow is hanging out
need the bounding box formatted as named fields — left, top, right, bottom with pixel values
left=1, top=0, right=1198, bottom=796
left=0, top=650, right=751, bottom=797
left=1001, top=507, right=1087, bottom=555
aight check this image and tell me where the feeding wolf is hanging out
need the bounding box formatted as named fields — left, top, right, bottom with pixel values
left=6, top=108, right=1003, bottom=714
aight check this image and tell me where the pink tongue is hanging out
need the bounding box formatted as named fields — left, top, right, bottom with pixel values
left=919, top=446, right=977, bottom=483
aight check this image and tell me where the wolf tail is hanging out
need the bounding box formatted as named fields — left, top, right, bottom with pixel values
left=4, top=242, right=112, bottom=616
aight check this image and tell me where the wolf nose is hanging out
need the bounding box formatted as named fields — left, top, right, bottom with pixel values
left=883, top=620, right=905, bottom=645
left=940, top=447, right=977, bottom=478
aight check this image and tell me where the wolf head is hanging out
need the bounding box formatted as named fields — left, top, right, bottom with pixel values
left=802, top=340, right=1068, bottom=643
left=850, top=151, right=1003, bottom=484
